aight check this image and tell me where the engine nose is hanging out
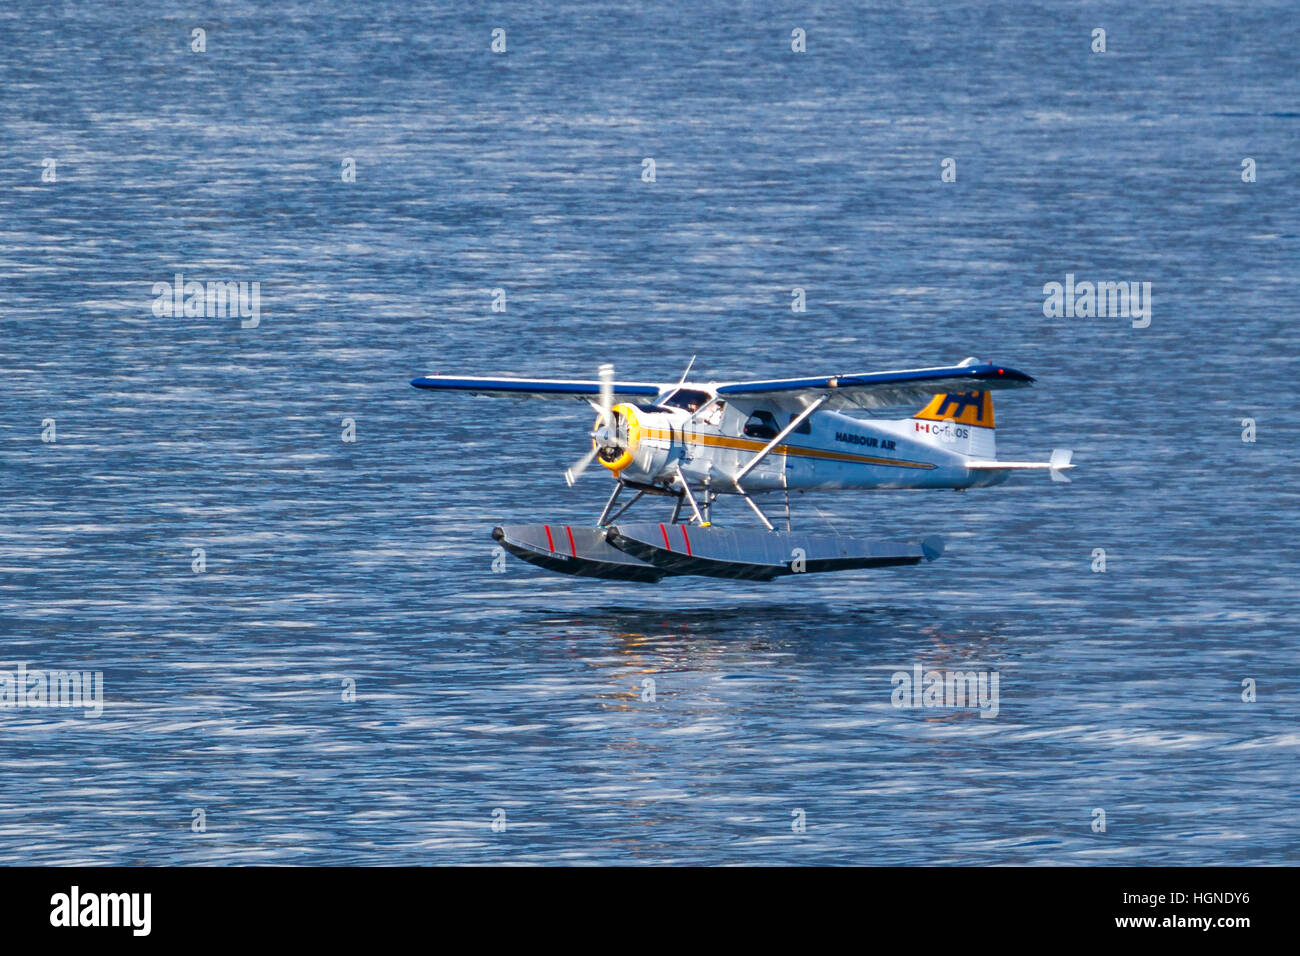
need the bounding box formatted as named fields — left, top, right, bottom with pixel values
left=596, top=403, right=641, bottom=473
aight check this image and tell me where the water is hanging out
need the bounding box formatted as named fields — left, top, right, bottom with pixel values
left=0, top=0, right=1296, bottom=864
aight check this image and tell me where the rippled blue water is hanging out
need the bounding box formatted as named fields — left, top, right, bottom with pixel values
left=0, top=0, right=1297, bottom=865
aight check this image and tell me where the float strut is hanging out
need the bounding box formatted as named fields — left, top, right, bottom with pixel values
left=608, top=490, right=646, bottom=523
left=596, top=482, right=623, bottom=526
left=674, top=470, right=705, bottom=524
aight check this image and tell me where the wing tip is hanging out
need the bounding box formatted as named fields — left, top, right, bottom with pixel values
left=978, top=363, right=1035, bottom=386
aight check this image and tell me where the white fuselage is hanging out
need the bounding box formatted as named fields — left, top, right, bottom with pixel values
left=607, top=393, right=1007, bottom=495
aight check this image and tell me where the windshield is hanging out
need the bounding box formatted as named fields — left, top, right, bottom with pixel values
left=659, top=388, right=713, bottom=413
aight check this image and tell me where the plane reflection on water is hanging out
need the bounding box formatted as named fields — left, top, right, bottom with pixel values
left=522, top=605, right=1008, bottom=724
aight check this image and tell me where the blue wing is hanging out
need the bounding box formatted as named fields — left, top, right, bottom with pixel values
left=410, top=374, right=664, bottom=401
left=715, top=360, right=1034, bottom=410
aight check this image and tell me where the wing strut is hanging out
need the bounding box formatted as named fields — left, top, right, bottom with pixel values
left=722, top=396, right=828, bottom=532
left=734, top=396, right=828, bottom=485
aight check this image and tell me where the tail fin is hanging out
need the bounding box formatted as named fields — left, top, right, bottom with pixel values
left=910, top=391, right=996, bottom=458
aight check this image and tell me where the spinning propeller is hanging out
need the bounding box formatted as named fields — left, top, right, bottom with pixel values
left=564, top=356, right=698, bottom=485
left=564, top=363, right=619, bottom=485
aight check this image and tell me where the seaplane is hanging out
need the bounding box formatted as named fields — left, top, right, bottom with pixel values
left=411, top=358, right=1074, bottom=582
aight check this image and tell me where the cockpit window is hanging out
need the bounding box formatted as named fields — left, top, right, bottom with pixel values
left=744, top=409, right=781, bottom=441
left=661, top=388, right=713, bottom=413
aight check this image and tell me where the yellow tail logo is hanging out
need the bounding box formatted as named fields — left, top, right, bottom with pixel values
left=913, top=391, right=994, bottom=428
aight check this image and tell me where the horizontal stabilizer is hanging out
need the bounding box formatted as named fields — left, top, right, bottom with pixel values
left=966, top=448, right=1074, bottom=483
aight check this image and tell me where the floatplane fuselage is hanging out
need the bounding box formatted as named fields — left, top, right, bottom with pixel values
left=594, top=389, right=1016, bottom=494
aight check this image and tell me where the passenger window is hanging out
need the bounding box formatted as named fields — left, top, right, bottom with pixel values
left=744, top=410, right=780, bottom=440
left=790, top=413, right=811, bottom=435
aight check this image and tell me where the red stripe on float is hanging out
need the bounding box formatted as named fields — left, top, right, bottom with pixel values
left=659, top=523, right=672, bottom=552
left=681, top=524, right=693, bottom=556
left=565, top=526, right=577, bottom=557
left=544, top=525, right=555, bottom=552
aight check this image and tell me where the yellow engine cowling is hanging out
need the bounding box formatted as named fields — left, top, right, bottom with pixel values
left=596, top=403, right=641, bottom=473
left=596, top=403, right=675, bottom=481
